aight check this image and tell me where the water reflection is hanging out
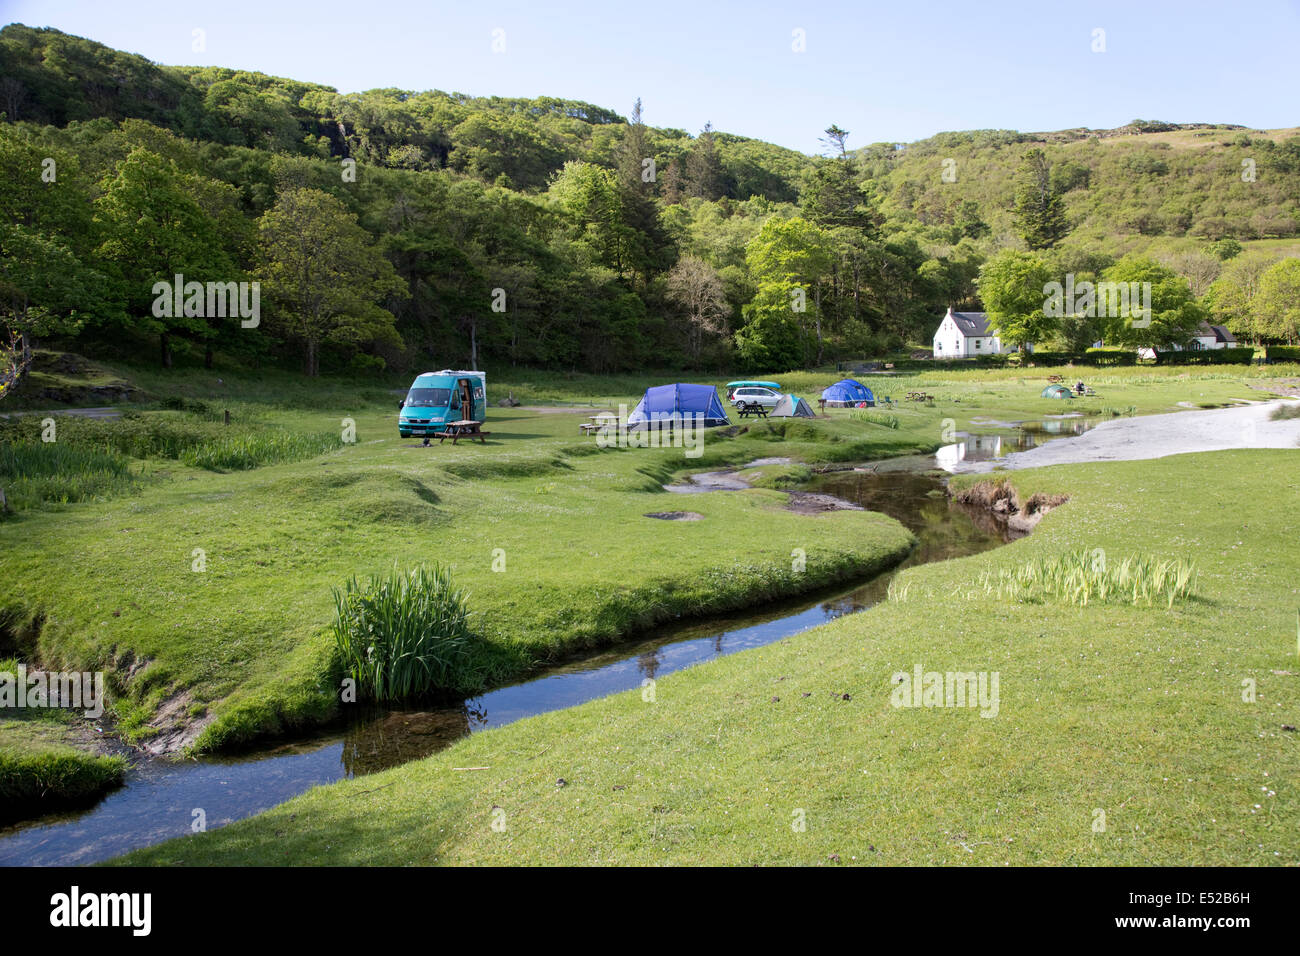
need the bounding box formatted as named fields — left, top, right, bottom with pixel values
left=935, top=419, right=1097, bottom=471
left=0, top=470, right=1006, bottom=866
left=340, top=706, right=479, bottom=776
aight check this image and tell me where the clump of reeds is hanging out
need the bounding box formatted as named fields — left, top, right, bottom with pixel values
left=976, top=551, right=1197, bottom=608
left=330, top=565, right=471, bottom=702
left=849, top=410, right=900, bottom=429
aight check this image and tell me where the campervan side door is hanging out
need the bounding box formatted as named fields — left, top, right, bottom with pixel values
left=472, top=380, right=486, bottom=422
left=452, top=378, right=487, bottom=423
left=460, top=377, right=486, bottom=422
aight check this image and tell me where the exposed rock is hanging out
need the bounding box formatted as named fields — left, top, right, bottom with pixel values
left=952, top=480, right=1069, bottom=537
left=140, top=690, right=216, bottom=756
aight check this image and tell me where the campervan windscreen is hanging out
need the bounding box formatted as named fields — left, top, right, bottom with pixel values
left=406, top=387, right=451, bottom=406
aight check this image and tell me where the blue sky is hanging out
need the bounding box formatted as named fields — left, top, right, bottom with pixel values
left=6, top=0, right=1298, bottom=153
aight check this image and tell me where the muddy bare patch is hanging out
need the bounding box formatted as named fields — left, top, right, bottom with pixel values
left=664, top=470, right=750, bottom=492
left=645, top=511, right=704, bottom=521
left=785, top=492, right=865, bottom=515
left=140, top=690, right=216, bottom=755
left=1251, top=379, right=1300, bottom=399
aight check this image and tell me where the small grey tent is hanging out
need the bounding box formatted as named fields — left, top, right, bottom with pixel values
left=771, top=394, right=816, bottom=418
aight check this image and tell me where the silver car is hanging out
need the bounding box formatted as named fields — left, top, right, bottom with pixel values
left=730, top=386, right=781, bottom=411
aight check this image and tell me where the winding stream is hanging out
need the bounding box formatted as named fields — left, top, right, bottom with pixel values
left=0, top=421, right=1079, bottom=866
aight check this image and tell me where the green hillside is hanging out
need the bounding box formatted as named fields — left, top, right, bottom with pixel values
left=2, top=22, right=1298, bottom=383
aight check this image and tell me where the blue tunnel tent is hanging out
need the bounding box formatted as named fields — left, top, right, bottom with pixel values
left=627, top=383, right=732, bottom=429
left=821, top=378, right=875, bottom=406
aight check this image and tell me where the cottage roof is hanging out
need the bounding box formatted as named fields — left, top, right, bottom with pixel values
left=946, top=310, right=991, bottom=337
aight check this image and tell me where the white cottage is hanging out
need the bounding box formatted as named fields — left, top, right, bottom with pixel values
left=932, top=308, right=1013, bottom=358
left=1136, top=322, right=1239, bottom=360
left=1190, top=321, right=1238, bottom=350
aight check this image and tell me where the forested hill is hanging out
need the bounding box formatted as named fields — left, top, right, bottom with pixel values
left=866, top=124, right=1300, bottom=245
left=0, top=23, right=812, bottom=199
left=3, top=23, right=1299, bottom=378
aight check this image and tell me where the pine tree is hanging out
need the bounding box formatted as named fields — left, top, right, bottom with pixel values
left=1012, top=148, right=1068, bottom=249
left=686, top=122, right=727, bottom=200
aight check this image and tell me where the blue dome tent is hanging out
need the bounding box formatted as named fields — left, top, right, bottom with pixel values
left=627, top=384, right=732, bottom=429
left=821, top=379, right=875, bottom=407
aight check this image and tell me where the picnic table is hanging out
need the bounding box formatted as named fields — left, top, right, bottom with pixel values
left=424, top=419, right=490, bottom=446
left=737, top=404, right=769, bottom=418
left=579, top=413, right=619, bottom=434
left=906, top=391, right=933, bottom=402
left=1047, top=374, right=1064, bottom=383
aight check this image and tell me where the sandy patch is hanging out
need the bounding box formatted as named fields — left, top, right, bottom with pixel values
left=956, top=400, right=1300, bottom=473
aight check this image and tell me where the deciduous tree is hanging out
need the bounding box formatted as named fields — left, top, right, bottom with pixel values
left=665, top=255, right=729, bottom=364
left=977, top=249, right=1056, bottom=351
left=258, top=186, right=406, bottom=375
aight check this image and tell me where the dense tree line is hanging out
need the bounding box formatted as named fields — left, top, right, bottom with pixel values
left=3, top=24, right=1300, bottom=386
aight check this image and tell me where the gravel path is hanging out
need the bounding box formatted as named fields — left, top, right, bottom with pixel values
left=0, top=406, right=122, bottom=419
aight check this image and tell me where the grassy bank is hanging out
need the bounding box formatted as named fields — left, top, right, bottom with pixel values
left=2, top=357, right=1294, bottom=763
left=115, top=449, right=1299, bottom=865
left=0, top=388, right=921, bottom=755
left=0, top=717, right=126, bottom=824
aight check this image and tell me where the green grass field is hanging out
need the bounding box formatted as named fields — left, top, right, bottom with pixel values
left=2, top=362, right=938, bottom=754
left=0, top=710, right=126, bottom=822
left=2, top=357, right=1297, bottom=833
left=114, top=449, right=1300, bottom=865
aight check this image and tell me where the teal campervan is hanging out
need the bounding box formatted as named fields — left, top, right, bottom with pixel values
left=398, top=370, right=487, bottom=438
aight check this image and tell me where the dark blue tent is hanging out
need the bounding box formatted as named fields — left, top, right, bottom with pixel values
left=628, top=384, right=731, bottom=428
left=821, top=379, right=875, bottom=406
